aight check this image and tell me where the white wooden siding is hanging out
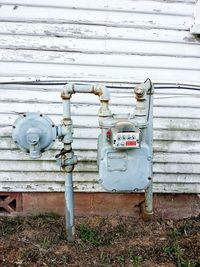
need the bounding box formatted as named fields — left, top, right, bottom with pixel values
left=0, top=0, right=200, bottom=193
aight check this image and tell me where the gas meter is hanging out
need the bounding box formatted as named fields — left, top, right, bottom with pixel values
left=98, top=114, right=152, bottom=192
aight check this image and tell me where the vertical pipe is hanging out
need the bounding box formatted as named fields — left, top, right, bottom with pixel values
left=62, top=97, right=74, bottom=240
left=60, top=83, right=111, bottom=240
left=145, top=179, right=153, bottom=213
left=63, top=99, right=71, bottom=120
left=144, top=83, right=154, bottom=215
left=65, top=172, right=75, bottom=241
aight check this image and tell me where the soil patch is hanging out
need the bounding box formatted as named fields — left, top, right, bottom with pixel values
left=0, top=213, right=199, bottom=266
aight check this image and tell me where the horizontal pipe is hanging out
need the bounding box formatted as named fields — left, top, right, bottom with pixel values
left=61, top=83, right=110, bottom=101
left=71, top=83, right=94, bottom=94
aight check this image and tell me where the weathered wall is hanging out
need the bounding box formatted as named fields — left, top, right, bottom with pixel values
left=0, top=0, right=200, bottom=193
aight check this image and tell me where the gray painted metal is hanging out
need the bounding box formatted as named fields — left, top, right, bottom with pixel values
left=99, top=143, right=151, bottom=191
left=12, top=112, right=56, bottom=159
left=65, top=172, right=75, bottom=242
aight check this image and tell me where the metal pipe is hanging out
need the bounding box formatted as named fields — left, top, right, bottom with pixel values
left=134, top=79, right=154, bottom=216
left=134, top=80, right=151, bottom=127
left=145, top=179, right=153, bottom=213
left=59, top=82, right=112, bottom=241
left=61, top=83, right=110, bottom=102
left=65, top=172, right=75, bottom=242
left=144, top=80, right=154, bottom=215
left=63, top=99, right=71, bottom=120
left=61, top=95, right=75, bottom=241
left=70, top=83, right=94, bottom=93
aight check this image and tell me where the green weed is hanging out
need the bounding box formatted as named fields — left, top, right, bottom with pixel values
left=78, top=224, right=101, bottom=246
left=0, top=216, right=23, bottom=236
left=39, top=237, right=50, bottom=250
left=129, top=254, right=142, bottom=267
left=99, top=251, right=111, bottom=267
left=115, top=255, right=126, bottom=267
left=59, top=254, right=70, bottom=264
left=163, top=227, right=195, bottom=267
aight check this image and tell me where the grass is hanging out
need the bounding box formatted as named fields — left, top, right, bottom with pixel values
left=0, top=214, right=199, bottom=266
left=163, top=227, right=195, bottom=267
left=77, top=221, right=129, bottom=247
left=77, top=223, right=105, bottom=247
left=0, top=215, right=23, bottom=236
left=39, top=237, right=51, bottom=250
left=130, top=255, right=143, bottom=267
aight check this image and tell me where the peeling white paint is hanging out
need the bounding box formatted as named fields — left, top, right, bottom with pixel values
left=0, top=0, right=199, bottom=193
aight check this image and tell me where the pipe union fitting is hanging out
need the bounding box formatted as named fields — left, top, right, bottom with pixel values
left=61, top=83, right=74, bottom=99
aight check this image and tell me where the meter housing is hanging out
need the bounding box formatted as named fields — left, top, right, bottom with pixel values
left=97, top=114, right=151, bottom=192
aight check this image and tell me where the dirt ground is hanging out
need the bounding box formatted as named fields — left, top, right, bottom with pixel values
left=0, top=213, right=199, bottom=267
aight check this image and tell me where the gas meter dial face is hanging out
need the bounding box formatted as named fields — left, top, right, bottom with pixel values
left=112, top=132, right=139, bottom=149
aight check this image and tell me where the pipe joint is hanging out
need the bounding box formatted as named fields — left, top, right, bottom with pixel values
left=57, top=124, right=73, bottom=144
left=134, top=79, right=153, bottom=101
left=98, top=100, right=112, bottom=117
left=61, top=83, right=74, bottom=99
left=93, top=84, right=110, bottom=101
left=134, top=86, right=145, bottom=101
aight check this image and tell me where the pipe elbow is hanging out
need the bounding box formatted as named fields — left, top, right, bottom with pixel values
left=93, top=84, right=110, bottom=101
left=134, top=79, right=153, bottom=101
left=61, top=83, right=74, bottom=99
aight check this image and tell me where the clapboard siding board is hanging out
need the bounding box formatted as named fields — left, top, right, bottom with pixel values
left=1, top=62, right=200, bottom=82
left=1, top=137, right=200, bottom=153
left=20, top=128, right=200, bottom=142
left=0, top=103, right=200, bottom=119
left=1, top=89, right=200, bottom=107
left=1, top=36, right=200, bottom=58
left=1, top=50, right=200, bottom=71
left=1, top=150, right=200, bottom=164
left=0, top=22, right=199, bottom=44
left=1, top=182, right=199, bottom=194
left=0, top=161, right=200, bottom=177
left=0, top=0, right=200, bottom=193
left=1, top=114, right=200, bottom=131
left=0, top=5, right=193, bottom=29
left=0, top=172, right=199, bottom=184
left=0, top=0, right=194, bottom=15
